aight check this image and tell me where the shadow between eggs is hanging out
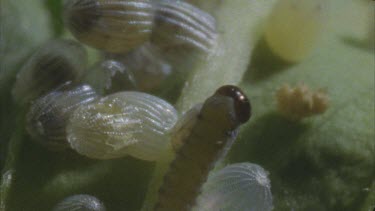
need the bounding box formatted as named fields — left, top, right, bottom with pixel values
left=243, top=37, right=295, bottom=83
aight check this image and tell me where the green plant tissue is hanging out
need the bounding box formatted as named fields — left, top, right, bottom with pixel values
left=0, top=0, right=374, bottom=211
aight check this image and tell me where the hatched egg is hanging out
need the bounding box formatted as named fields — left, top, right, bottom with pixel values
left=67, top=91, right=178, bottom=161
left=195, top=163, right=273, bottom=211
left=84, top=59, right=137, bottom=95
left=26, top=84, right=98, bottom=150
left=107, top=43, right=172, bottom=92
left=264, top=0, right=328, bottom=62
left=12, top=39, right=88, bottom=105
left=151, top=0, right=218, bottom=54
left=63, top=0, right=155, bottom=53
left=53, top=194, right=106, bottom=211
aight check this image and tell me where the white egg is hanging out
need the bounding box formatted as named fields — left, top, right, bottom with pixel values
left=53, top=194, right=106, bottom=211
left=67, top=91, right=178, bottom=161
left=195, top=163, right=273, bottom=211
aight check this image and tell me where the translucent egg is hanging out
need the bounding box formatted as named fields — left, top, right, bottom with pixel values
left=84, top=60, right=137, bottom=95
left=26, top=84, right=98, bottom=150
left=67, top=91, right=178, bottom=161
left=53, top=194, right=106, bottom=211
left=151, top=0, right=218, bottom=54
left=107, top=43, right=172, bottom=92
left=195, top=163, right=273, bottom=211
left=63, top=0, right=155, bottom=53
left=264, top=0, right=328, bottom=62
left=12, top=39, right=87, bottom=105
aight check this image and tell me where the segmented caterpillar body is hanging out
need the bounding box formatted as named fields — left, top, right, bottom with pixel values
left=154, top=85, right=251, bottom=211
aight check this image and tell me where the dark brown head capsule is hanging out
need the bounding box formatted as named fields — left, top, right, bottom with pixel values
left=215, top=85, right=251, bottom=124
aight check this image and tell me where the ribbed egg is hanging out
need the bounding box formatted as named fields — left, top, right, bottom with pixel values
left=67, top=91, right=178, bottom=161
left=26, top=84, right=98, bottom=150
left=12, top=39, right=87, bottom=105
left=84, top=60, right=137, bottom=95
left=63, top=0, right=155, bottom=53
left=196, top=163, right=273, bottom=211
left=151, top=0, right=218, bottom=54
left=53, top=194, right=106, bottom=211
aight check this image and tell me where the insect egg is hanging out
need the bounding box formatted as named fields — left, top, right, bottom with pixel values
left=276, top=83, right=329, bottom=121
left=12, top=39, right=88, bottom=105
left=67, top=91, right=178, bottom=161
left=53, top=194, right=106, bottom=211
left=63, top=0, right=155, bottom=53
left=106, top=43, right=172, bottom=92
left=26, top=84, right=98, bottom=150
left=264, top=0, right=328, bottom=62
left=154, top=85, right=251, bottom=211
left=196, top=162, right=273, bottom=211
left=84, top=59, right=137, bottom=95
left=151, top=0, right=218, bottom=54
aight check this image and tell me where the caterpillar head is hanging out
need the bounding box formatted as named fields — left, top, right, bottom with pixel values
left=201, top=85, right=251, bottom=131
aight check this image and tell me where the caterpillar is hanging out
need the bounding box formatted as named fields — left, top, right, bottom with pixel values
left=154, top=85, right=251, bottom=211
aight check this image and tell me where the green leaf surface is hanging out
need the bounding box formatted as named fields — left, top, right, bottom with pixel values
left=1, top=0, right=374, bottom=211
left=176, top=0, right=276, bottom=112
left=229, top=1, right=375, bottom=210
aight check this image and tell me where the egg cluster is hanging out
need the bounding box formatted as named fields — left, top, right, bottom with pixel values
left=276, top=83, right=329, bottom=121
left=11, top=0, right=274, bottom=210
left=13, top=0, right=219, bottom=160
